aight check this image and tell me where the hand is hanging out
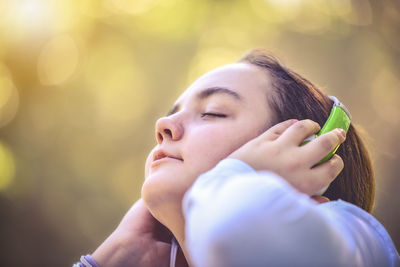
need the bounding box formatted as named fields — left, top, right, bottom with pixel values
left=228, top=119, right=346, bottom=196
left=91, top=199, right=172, bottom=267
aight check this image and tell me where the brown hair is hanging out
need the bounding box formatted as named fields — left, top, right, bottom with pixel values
left=239, top=49, right=375, bottom=212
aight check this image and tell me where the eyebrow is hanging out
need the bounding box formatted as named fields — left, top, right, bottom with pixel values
left=167, top=86, right=242, bottom=116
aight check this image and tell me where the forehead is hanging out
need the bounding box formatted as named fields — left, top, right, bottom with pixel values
left=176, top=63, right=272, bottom=104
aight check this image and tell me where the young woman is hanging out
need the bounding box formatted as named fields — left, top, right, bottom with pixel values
left=74, top=49, right=399, bottom=266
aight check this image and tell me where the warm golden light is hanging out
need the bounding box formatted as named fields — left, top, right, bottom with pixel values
left=37, top=34, right=80, bottom=86
left=186, top=47, right=243, bottom=86
left=4, top=0, right=54, bottom=39
left=0, top=64, right=19, bottom=127
left=0, top=73, right=13, bottom=110
left=0, top=142, right=15, bottom=192
left=84, top=35, right=149, bottom=125
left=105, top=0, right=161, bottom=15
left=370, top=70, right=400, bottom=125
left=250, top=0, right=302, bottom=23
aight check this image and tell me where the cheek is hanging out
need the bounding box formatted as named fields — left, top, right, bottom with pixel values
left=185, top=128, right=249, bottom=174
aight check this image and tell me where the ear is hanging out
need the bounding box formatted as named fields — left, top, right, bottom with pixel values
left=311, top=195, right=330, bottom=204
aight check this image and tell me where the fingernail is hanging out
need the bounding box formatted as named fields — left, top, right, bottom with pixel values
left=290, top=119, right=298, bottom=124
left=337, top=128, right=346, bottom=139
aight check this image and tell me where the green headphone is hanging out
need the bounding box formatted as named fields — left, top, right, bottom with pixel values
left=301, top=96, right=352, bottom=194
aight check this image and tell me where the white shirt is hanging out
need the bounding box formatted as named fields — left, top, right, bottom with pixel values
left=182, top=159, right=400, bottom=267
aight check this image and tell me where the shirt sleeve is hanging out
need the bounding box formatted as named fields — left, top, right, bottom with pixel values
left=182, top=158, right=400, bottom=267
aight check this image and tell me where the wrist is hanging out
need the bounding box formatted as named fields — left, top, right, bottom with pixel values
left=92, top=230, right=142, bottom=267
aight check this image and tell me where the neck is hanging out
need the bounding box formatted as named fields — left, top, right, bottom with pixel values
left=155, top=203, right=192, bottom=266
left=167, top=211, right=193, bottom=266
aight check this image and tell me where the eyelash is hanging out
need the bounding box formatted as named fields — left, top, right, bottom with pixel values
left=201, top=113, right=227, bottom=118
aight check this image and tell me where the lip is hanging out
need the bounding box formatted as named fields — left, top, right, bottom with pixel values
left=151, top=149, right=183, bottom=167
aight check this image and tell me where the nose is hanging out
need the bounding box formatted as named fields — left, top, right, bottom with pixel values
left=155, top=116, right=184, bottom=144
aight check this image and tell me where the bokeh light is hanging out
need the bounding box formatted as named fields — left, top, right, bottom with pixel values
left=132, top=0, right=207, bottom=40
left=370, top=69, right=400, bottom=125
left=37, top=34, right=80, bottom=86
left=0, top=142, right=16, bottom=192
left=1, top=0, right=54, bottom=43
left=186, top=47, right=245, bottom=85
left=84, top=33, right=149, bottom=126
left=104, top=0, right=161, bottom=15
left=0, top=64, right=19, bottom=128
left=251, top=0, right=303, bottom=23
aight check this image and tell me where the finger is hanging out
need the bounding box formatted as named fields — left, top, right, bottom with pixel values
left=262, top=119, right=298, bottom=141
left=311, top=195, right=330, bottom=204
left=308, top=154, right=344, bottom=194
left=301, top=128, right=346, bottom=166
left=278, top=119, right=321, bottom=145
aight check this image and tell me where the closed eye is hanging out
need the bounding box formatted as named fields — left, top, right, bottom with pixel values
left=201, top=113, right=227, bottom=118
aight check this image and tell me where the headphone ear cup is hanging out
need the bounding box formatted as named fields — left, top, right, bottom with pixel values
left=301, top=96, right=351, bottom=166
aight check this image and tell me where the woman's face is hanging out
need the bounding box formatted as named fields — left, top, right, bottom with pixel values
left=142, top=63, right=274, bottom=207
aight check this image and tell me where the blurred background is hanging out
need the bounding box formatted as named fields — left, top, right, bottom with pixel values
left=0, top=0, right=399, bottom=265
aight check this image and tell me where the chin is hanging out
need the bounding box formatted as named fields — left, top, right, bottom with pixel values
left=141, top=172, right=183, bottom=212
